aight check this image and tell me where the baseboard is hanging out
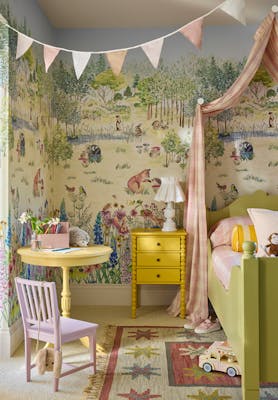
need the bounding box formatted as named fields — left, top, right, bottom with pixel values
left=69, top=283, right=179, bottom=306
left=0, top=318, right=24, bottom=359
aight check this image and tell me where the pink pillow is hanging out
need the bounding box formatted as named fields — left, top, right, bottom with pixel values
left=209, top=216, right=252, bottom=249
left=247, top=208, right=278, bottom=257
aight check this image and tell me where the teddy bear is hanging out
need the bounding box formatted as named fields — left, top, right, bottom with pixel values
left=265, top=232, right=278, bottom=257
left=35, top=348, right=62, bottom=377
left=69, top=226, right=90, bottom=247
left=35, top=348, right=55, bottom=375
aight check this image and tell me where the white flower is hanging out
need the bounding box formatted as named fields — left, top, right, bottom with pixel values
left=18, top=212, right=30, bottom=224
left=48, top=217, right=60, bottom=226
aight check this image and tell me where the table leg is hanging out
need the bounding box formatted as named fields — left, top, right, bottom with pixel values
left=61, top=267, right=71, bottom=318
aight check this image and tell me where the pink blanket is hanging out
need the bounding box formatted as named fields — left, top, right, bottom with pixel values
left=211, top=246, right=242, bottom=290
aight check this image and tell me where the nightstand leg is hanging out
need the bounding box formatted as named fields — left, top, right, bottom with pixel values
left=132, top=280, right=137, bottom=318
left=180, top=284, right=185, bottom=319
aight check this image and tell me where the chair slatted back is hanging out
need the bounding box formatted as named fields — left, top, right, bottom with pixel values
left=15, top=277, right=60, bottom=332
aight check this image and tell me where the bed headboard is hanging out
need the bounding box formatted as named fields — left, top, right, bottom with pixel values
left=207, top=190, right=278, bottom=230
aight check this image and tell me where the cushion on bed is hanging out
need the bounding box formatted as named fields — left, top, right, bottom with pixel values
left=247, top=208, right=278, bottom=257
left=231, top=224, right=257, bottom=252
left=209, top=216, right=252, bottom=248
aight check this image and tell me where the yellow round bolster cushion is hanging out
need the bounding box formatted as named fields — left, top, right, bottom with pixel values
left=231, top=224, right=258, bottom=252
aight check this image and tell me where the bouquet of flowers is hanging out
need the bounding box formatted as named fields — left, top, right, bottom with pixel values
left=18, top=211, right=60, bottom=235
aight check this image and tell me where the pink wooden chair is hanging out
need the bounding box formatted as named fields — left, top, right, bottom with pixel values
left=15, top=277, right=98, bottom=392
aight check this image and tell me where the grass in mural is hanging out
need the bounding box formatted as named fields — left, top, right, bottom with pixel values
left=63, top=163, right=71, bottom=169
left=243, top=175, right=265, bottom=182
left=235, top=168, right=248, bottom=172
left=116, top=163, right=131, bottom=170
left=91, top=177, right=113, bottom=184
left=84, top=171, right=96, bottom=174
left=21, top=177, right=29, bottom=185
left=268, top=161, right=278, bottom=167
left=67, top=176, right=77, bottom=180
left=115, top=147, right=127, bottom=153
left=95, top=262, right=122, bottom=284
left=269, top=144, right=278, bottom=150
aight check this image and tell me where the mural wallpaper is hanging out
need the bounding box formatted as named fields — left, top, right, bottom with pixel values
left=1, top=3, right=278, bottom=327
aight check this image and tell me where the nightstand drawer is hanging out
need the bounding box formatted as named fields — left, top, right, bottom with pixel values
left=137, top=252, right=180, bottom=267
left=137, top=268, right=180, bottom=283
left=137, top=237, right=180, bottom=251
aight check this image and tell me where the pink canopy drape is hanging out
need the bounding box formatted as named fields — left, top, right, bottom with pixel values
left=168, top=11, right=278, bottom=322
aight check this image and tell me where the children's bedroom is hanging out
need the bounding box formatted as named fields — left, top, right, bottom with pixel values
left=0, top=0, right=278, bottom=399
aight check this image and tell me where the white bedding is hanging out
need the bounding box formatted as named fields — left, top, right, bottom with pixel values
left=211, top=245, right=242, bottom=290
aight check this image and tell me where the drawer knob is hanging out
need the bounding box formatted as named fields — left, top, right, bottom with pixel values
left=156, top=274, right=160, bottom=278
left=157, top=242, right=161, bottom=246
left=156, top=258, right=160, bottom=262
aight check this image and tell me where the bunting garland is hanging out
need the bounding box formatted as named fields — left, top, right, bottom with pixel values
left=2, top=0, right=248, bottom=79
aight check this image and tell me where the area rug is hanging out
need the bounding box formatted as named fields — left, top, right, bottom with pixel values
left=83, top=326, right=278, bottom=400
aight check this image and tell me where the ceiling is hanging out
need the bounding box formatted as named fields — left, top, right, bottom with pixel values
left=36, top=0, right=275, bottom=29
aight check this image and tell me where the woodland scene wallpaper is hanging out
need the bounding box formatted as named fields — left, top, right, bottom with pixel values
left=0, top=2, right=278, bottom=326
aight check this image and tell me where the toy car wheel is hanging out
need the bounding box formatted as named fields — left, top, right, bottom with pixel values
left=203, top=363, right=212, bottom=373
left=227, top=367, right=236, bottom=377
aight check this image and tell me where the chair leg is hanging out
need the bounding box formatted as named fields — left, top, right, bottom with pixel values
left=25, top=337, right=31, bottom=382
left=88, top=330, right=97, bottom=374
left=54, top=377, right=59, bottom=392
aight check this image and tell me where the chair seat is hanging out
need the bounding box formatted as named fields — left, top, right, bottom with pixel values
left=29, top=317, right=98, bottom=344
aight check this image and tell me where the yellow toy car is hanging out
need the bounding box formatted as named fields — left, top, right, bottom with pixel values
left=199, top=341, right=241, bottom=377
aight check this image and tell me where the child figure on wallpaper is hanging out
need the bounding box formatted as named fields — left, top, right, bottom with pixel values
left=19, top=133, right=25, bottom=157
left=115, top=115, right=121, bottom=131
left=269, top=111, right=274, bottom=128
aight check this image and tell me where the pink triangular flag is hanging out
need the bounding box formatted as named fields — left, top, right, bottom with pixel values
left=72, top=51, right=91, bottom=79
left=141, top=38, right=164, bottom=69
left=106, top=50, right=127, bottom=76
left=16, top=33, right=33, bottom=59
left=220, top=0, right=246, bottom=25
left=180, top=17, right=204, bottom=50
left=44, top=45, right=60, bottom=72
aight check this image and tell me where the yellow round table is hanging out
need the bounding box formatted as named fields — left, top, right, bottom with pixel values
left=17, top=245, right=112, bottom=318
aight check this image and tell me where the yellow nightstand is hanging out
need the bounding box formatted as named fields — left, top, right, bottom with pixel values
left=131, top=228, right=186, bottom=319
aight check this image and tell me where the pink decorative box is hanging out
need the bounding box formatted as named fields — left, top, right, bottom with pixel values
left=37, top=222, right=69, bottom=249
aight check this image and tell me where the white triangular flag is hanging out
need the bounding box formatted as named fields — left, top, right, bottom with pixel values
left=16, top=33, right=33, bottom=59
left=106, top=50, right=127, bottom=76
left=72, top=51, right=91, bottom=80
left=220, top=0, right=246, bottom=25
left=44, top=45, right=60, bottom=72
left=141, top=38, right=164, bottom=69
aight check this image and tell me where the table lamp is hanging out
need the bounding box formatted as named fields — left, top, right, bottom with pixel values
left=154, top=176, right=185, bottom=231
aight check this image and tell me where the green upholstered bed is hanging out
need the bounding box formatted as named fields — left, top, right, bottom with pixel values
left=207, top=190, right=278, bottom=400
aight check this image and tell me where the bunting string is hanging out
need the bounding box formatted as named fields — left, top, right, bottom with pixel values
left=0, top=0, right=247, bottom=77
